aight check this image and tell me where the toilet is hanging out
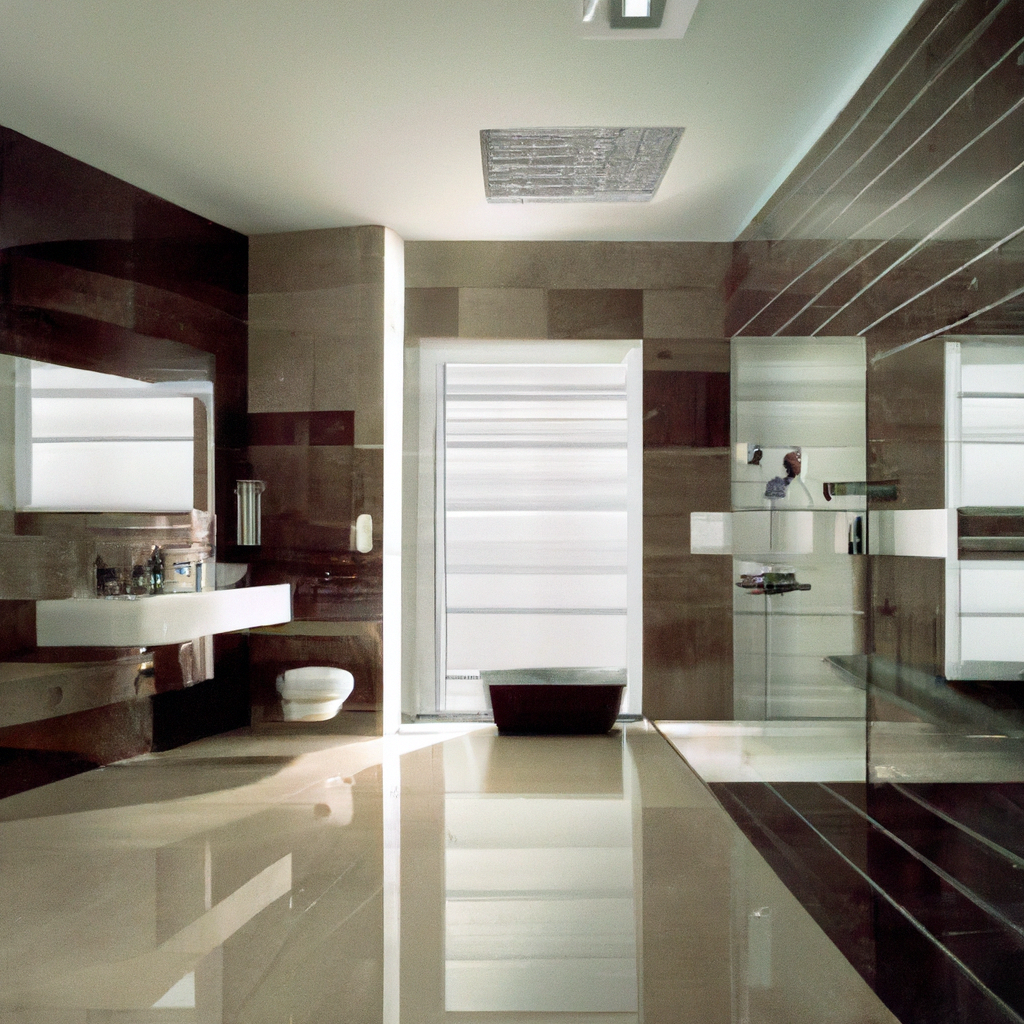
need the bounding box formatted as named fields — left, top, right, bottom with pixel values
left=276, top=666, right=354, bottom=722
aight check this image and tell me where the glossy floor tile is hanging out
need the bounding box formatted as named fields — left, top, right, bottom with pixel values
left=657, top=720, right=867, bottom=782
left=0, top=723, right=897, bottom=1023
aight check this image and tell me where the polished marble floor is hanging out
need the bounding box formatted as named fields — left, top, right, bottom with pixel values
left=0, top=723, right=897, bottom=1024
left=658, top=721, right=867, bottom=783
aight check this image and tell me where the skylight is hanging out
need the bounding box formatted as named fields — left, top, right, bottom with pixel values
left=480, top=127, right=684, bottom=203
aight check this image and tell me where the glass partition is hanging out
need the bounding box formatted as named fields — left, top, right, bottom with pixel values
left=866, top=335, right=1024, bottom=785
left=730, top=337, right=868, bottom=726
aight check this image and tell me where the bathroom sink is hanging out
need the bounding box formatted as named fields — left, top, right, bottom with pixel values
left=36, top=584, right=292, bottom=647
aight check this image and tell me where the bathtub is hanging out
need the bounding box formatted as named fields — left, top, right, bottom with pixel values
left=480, top=668, right=627, bottom=735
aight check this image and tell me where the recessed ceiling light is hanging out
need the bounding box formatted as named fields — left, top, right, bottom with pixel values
left=577, top=0, right=696, bottom=39
left=610, top=0, right=666, bottom=29
left=480, top=127, right=684, bottom=203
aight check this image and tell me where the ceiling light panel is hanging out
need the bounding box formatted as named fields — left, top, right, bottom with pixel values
left=480, top=128, right=684, bottom=203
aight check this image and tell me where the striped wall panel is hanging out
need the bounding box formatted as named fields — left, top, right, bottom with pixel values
left=728, top=0, right=1024, bottom=350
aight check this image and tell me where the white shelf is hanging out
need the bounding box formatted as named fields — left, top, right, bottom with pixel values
left=36, top=584, right=292, bottom=647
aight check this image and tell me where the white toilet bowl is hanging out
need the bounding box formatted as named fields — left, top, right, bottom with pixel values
left=276, top=666, right=355, bottom=722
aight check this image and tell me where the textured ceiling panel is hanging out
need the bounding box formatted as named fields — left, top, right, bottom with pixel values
left=481, top=128, right=684, bottom=203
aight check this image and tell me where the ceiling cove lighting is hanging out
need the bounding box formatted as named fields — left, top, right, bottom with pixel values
left=480, top=127, right=684, bottom=203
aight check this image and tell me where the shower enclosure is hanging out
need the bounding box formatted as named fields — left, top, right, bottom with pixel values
left=730, top=337, right=868, bottom=721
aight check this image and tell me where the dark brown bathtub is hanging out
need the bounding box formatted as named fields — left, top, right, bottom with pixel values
left=482, top=668, right=627, bottom=735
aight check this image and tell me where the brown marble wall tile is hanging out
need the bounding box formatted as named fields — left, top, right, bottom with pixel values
left=869, top=556, right=945, bottom=676
left=7, top=253, right=246, bottom=360
left=644, top=449, right=733, bottom=719
left=0, top=600, right=34, bottom=659
left=547, top=289, right=643, bottom=339
left=867, top=333, right=946, bottom=510
left=644, top=371, right=729, bottom=448
left=405, top=287, right=459, bottom=339
left=644, top=597, right=734, bottom=721
left=310, top=446, right=359, bottom=528
left=249, top=225, right=385, bottom=293
left=0, top=696, right=153, bottom=763
left=458, top=287, right=547, bottom=338
left=643, top=288, right=725, bottom=339
left=249, top=282, right=384, bottom=336
left=312, top=411, right=355, bottom=447
left=249, top=411, right=355, bottom=447
left=644, top=449, right=732, bottom=567
left=248, top=276, right=384, bottom=445
left=406, top=240, right=732, bottom=290
left=247, top=328, right=316, bottom=413
left=644, top=338, right=731, bottom=372
left=0, top=534, right=81, bottom=600
left=249, top=445, right=348, bottom=530
left=314, top=333, right=383, bottom=446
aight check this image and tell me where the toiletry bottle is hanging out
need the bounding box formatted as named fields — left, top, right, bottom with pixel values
left=149, top=546, right=164, bottom=594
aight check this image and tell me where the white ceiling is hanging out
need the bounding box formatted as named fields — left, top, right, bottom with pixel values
left=0, top=0, right=925, bottom=241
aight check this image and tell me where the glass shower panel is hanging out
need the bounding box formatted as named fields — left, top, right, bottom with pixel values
left=731, top=339, right=868, bottom=722
left=865, top=337, right=1024, bottom=785
left=441, top=364, right=629, bottom=713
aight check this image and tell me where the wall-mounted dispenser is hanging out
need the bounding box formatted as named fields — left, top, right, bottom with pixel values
left=355, top=513, right=373, bottom=553
left=236, top=480, right=266, bottom=546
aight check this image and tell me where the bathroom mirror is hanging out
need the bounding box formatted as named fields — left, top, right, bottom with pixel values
left=0, top=353, right=214, bottom=515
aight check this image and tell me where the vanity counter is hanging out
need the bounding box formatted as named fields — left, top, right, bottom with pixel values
left=36, top=584, right=292, bottom=647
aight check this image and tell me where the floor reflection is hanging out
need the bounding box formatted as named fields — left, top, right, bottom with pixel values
left=0, top=725, right=896, bottom=1024
left=441, top=733, right=638, bottom=1014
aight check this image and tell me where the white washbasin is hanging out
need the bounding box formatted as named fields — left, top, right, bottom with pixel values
left=36, top=584, right=292, bottom=647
